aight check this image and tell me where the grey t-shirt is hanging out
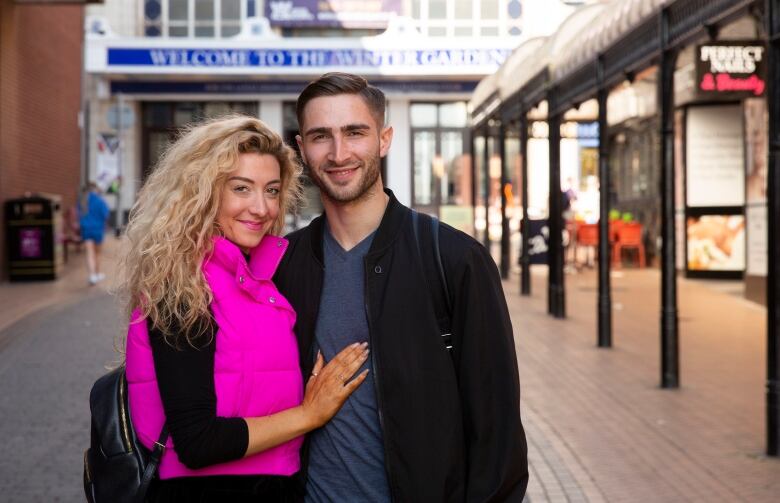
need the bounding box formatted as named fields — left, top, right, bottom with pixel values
left=305, top=225, right=391, bottom=503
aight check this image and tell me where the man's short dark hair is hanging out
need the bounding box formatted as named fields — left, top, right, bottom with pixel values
left=296, top=72, right=386, bottom=129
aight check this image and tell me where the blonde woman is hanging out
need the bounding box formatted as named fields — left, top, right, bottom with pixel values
left=120, top=115, right=368, bottom=502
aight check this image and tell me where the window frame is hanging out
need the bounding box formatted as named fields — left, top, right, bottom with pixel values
left=143, top=0, right=246, bottom=38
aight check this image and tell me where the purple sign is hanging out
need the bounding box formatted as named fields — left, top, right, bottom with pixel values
left=19, top=228, right=43, bottom=258
left=265, top=0, right=402, bottom=28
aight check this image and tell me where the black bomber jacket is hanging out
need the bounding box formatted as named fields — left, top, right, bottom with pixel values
left=274, top=189, right=528, bottom=502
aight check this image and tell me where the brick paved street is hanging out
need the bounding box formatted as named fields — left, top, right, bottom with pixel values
left=513, top=267, right=780, bottom=502
left=0, top=242, right=778, bottom=501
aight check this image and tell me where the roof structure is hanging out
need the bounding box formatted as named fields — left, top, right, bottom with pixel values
left=469, top=0, right=755, bottom=124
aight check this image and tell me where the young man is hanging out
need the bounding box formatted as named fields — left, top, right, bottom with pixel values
left=275, top=73, right=528, bottom=502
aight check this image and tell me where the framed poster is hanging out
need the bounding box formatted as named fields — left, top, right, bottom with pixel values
left=685, top=105, right=744, bottom=208
left=96, top=133, right=120, bottom=192
left=686, top=213, right=745, bottom=277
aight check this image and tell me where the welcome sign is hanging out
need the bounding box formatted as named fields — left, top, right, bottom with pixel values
left=696, top=41, right=766, bottom=97
left=106, top=47, right=511, bottom=71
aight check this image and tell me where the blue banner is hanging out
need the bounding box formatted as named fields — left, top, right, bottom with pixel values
left=107, top=48, right=510, bottom=69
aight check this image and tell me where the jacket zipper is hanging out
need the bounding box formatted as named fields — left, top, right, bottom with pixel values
left=118, top=372, right=134, bottom=453
left=364, top=259, right=399, bottom=503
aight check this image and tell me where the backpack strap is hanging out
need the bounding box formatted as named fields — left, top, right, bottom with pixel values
left=412, top=210, right=453, bottom=353
left=134, top=424, right=168, bottom=503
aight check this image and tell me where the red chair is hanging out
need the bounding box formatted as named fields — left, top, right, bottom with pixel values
left=574, top=223, right=599, bottom=268
left=608, top=220, right=624, bottom=244
left=612, top=222, right=645, bottom=268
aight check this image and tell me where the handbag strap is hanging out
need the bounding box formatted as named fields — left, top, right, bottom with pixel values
left=134, top=424, right=168, bottom=503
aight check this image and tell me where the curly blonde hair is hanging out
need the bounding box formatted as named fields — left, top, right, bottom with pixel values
left=119, top=114, right=302, bottom=346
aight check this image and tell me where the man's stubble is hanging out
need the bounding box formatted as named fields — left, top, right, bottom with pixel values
left=307, top=150, right=382, bottom=205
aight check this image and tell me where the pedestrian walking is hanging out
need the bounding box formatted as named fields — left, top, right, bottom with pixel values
left=79, top=182, right=110, bottom=285
left=275, top=73, right=529, bottom=502
left=119, top=115, right=368, bottom=502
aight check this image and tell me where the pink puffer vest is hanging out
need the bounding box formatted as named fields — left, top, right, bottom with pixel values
left=125, top=236, right=303, bottom=479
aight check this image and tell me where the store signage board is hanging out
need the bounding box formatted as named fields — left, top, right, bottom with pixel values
left=265, top=0, right=401, bottom=28
left=696, top=41, right=766, bottom=97
left=106, top=47, right=508, bottom=70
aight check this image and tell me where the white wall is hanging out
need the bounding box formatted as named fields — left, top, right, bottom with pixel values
left=86, top=0, right=139, bottom=37
left=386, top=99, right=411, bottom=206
left=259, top=100, right=283, bottom=135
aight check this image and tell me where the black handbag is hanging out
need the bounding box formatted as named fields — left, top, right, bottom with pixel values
left=84, top=365, right=168, bottom=503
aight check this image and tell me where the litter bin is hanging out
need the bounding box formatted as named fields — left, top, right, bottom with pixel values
left=4, top=194, right=64, bottom=281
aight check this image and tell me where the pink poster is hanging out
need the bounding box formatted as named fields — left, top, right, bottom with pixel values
left=19, top=228, right=43, bottom=258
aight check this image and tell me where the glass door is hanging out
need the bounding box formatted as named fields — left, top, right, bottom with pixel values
left=410, top=102, right=472, bottom=233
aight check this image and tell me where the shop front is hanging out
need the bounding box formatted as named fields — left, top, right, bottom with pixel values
left=674, top=36, right=768, bottom=297
left=468, top=0, right=780, bottom=455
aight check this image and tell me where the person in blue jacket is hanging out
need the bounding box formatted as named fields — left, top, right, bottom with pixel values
left=79, top=182, right=110, bottom=285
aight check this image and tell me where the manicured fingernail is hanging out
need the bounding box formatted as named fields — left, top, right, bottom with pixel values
left=361, top=341, right=368, bottom=348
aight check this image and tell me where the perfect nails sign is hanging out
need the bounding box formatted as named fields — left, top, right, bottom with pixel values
left=697, top=41, right=766, bottom=97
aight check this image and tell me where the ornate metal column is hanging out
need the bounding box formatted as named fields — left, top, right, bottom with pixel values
left=659, top=8, right=679, bottom=388
left=520, top=113, right=531, bottom=296
left=499, top=122, right=510, bottom=279
left=597, top=58, right=612, bottom=348
left=766, top=0, right=780, bottom=457
left=548, top=93, right=565, bottom=318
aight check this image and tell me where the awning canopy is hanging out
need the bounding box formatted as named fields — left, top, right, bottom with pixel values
left=552, top=0, right=667, bottom=83
left=499, top=3, right=608, bottom=103
left=496, top=36, right=548, bottom=101
left=470, top=0, right=754, bottom=125
left=469, top=2, right=609, bottom=125
left=469, top=71, right=499, bottom=116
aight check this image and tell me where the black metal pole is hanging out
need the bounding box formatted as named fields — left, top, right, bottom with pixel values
left=597, top=61, right=612, bottom=348
left=520, top=113, right=531, bottom=296
left=483, top=127, right=491, bottom=250
left=766, top=0, right=780, bottom=457
left=659, top=9, right=679, bottom=388
left=499, top=122, right=510, bottom=279
left=470, top=129, right=477, bottom=238
left=548, top=97, right=565, bottom=318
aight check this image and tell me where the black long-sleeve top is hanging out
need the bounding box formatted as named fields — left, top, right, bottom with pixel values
left=148, top=319, right=249, bottom=470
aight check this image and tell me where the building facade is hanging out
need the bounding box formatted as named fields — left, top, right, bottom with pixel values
left=0, top=0, right=85, bottom=281
left=82, top=0, right=580, bottom=233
